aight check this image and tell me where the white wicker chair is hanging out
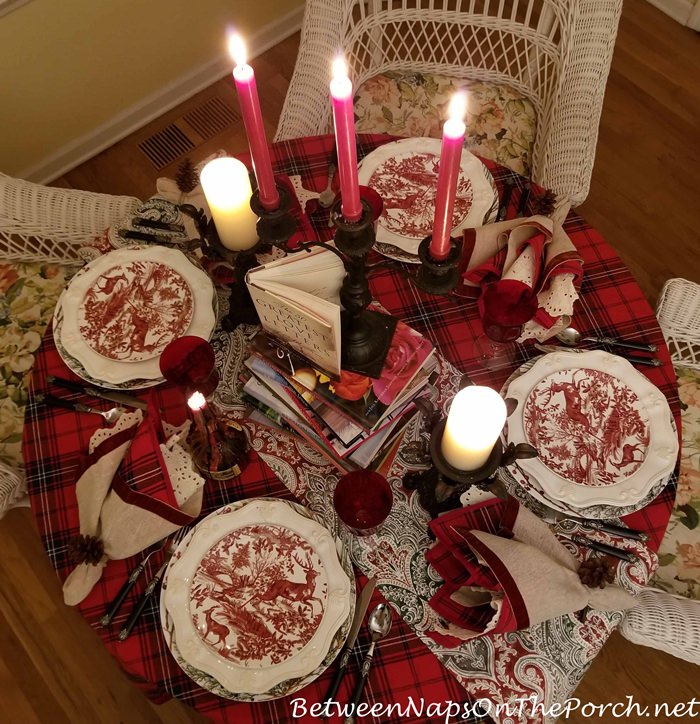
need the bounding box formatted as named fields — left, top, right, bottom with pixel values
left=0, top=172, right=141, bottom=264
left=655, top=278, right=700, bottom=372
left=275, top=0, right=623, bottom=207
left=0, top=172, right=142, bottom=517
left=618, top=278, right=700, bottom=665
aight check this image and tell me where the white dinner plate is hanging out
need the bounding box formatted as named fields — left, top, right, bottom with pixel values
left=164, top=498, right=352, bottom=696
left=358, top=138, right=498, bottom=262
left=56, top=246, right=215, bottom=385
left=505, top=350, right=678, bottom=507
left=160, top=498, right=355, bottom=701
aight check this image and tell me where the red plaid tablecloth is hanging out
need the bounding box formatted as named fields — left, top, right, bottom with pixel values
left=23, top=134, right=680, bottom=724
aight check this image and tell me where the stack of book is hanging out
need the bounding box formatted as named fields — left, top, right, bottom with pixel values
left=241, top=246, right=438, bottom=470
left=241, top=326, right=437, bottom=471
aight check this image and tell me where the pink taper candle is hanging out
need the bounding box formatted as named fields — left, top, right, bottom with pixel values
left=229, top=34, right=280, bottom=211
left=330, top=58, right=362, bottom=223
left=430, top=92, right=468, bottom=261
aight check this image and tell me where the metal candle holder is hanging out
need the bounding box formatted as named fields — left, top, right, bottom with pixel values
left=199, top=181, right=299, bottom=331
left=413, top=235, right=463, bottom=296
left=329, top=198, right=396, bottom=378
left=403, top=417, right=537, bottom=518
left=249, top=185, right=298, bottom=249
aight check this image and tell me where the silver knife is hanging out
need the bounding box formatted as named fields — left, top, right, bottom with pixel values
left=538, top=503, right=648, bottom=542
left=322, top=576, right=377, bottom=708
left=47, top=375, right=148, bottom=410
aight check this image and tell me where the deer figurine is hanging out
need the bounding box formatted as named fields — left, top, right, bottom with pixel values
left=256, top=553, right=322, bottom=614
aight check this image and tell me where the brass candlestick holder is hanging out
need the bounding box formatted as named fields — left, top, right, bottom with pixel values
left=403, top=404, right=537, bottom=518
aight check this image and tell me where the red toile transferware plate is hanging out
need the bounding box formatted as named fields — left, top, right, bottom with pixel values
left=55, top=246, right=215, bottom=386
left=357, top=138, right=498, bottom=262
left=505, top=350, right=677, bottom=507
left=164, top=498, right=352, bottom=696
left=78, top=261, right=194, bottom=362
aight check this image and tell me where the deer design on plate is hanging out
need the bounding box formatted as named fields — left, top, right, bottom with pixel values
left=256, top=552, right=322, bottom=614
left=543, top=369, right=592, bottom=431
left=202, top=606, right=229, bottom=647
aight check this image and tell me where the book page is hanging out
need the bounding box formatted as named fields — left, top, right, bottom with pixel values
left=248, top=247, right=345, bottom=304
left=247, top=284, right=341, bottom=375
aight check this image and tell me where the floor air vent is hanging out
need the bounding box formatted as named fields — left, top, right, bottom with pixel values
left=138, top=124, right=195, bottom=169
left=184, top=96, right=240, bottom=139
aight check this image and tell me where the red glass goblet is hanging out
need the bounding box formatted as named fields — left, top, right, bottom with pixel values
left=333, top=469, right=393, bottom=536
left=476, top=280, right=539, bottom=367
left=159, top=336, right=219, bottom=397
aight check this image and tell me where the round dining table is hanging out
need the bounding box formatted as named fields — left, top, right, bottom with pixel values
left=22, top=133, right=681, bottom=724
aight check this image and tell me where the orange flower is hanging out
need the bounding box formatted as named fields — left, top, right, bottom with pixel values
left=330, top=370, right=371, bottom=401
left=42, top=264, right=61, bottom=279
left=676, top=466, right=700, bottom=506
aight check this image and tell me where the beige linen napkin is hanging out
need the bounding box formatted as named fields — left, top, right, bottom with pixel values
left=62, top=406, right=204, bottom=605
left=457, top=215, right=583, bottom=342
left=425, top=497, right=634, bottom=646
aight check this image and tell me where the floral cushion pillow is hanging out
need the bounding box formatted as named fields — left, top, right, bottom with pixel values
left=652, top=366, right=700, bottom=600
left=354, top=71, right=537, bottom=177
left=0, top=262, right=70, bottom=469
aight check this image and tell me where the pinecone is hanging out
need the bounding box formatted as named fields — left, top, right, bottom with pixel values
left=531, top=188, right=557, bottom=217
left=67, top=534, right=105, bottom=565
left=175, top=158, right=199, bottom=194
left=578, top=556, right=616, bottom=589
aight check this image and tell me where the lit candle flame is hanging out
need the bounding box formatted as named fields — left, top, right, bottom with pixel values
left=332, top=56, right=348, bottom=81
left=187, top=391, right=207, bottom=412
left=228, top=33, right=247, bottom=67
left=448, top=91, right=468, bottom=122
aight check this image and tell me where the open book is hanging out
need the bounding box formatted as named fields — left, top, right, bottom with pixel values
left=245, top=247, right=346, bottom=376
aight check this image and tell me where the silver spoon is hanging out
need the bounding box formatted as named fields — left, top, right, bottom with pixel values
left=556, top=326, right=657, bottom=353
left=344, top=603, right=392, bottom=724
left=318, top=161, right=337, bottom=208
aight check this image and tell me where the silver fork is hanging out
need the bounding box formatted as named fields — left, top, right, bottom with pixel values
left=117, top=528, right=189, bottom=641
left=39, top=393, right=124, bottom=424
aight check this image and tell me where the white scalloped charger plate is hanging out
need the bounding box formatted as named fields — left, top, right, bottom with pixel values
left=358, top=138, right=498, bottom=260
left=164, top=498, right=351, bottom=695
left=56, top=246, right=215, bottom=385
left=506, top=350, right=677, bottom=507
left=159, top=498, right=355, bottom=701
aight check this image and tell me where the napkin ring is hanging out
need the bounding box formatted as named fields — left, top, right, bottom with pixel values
left=67, top=534, right=105, bottom=565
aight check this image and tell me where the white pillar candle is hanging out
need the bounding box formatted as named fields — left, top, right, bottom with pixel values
left=441, top=386, right=507, bottom=471
left=200, top=157, right=258, bottom=251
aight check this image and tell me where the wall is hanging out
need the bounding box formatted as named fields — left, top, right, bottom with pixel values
left=0, top=0, right=303, bottom=179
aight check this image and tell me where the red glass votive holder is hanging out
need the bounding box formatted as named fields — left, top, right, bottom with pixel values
left=333, top=470, right=393, bottom=536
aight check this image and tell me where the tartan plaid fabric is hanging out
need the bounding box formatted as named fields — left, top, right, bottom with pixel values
left=22, top=133, right=680, bottom=723
left=115, top=411, right=179, bottom=508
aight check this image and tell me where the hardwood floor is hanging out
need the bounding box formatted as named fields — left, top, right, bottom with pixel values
left=2, top=3, right=698, bottom=722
